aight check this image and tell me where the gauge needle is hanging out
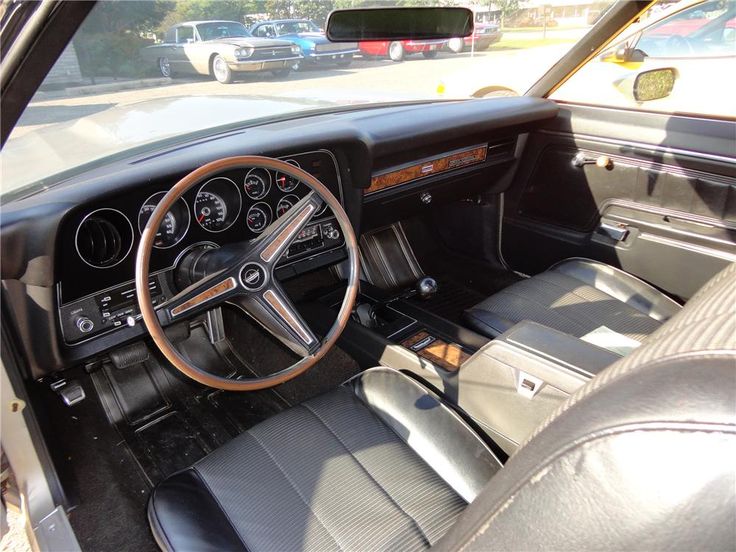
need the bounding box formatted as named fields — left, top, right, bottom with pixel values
left=197, top=212, right=205, bottom=223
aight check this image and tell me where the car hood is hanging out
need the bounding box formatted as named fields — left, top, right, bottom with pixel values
left=1, top=95, right=335, bottom=196
left=204, top=37, right=294, bottom=48
left=282, top=32, right=329, bottom=44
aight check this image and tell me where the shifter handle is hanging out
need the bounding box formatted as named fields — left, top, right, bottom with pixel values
left=415, top=276, right=439, bottom=300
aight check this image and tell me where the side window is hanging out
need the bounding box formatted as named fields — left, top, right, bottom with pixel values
left=635, top=0, right=736, bottom=57
left=551, top=0, right=736, bottom=118
left=165, top=28, right=176, bottom=44
left=254, top=25, right=272, bottom=38
left=176, top=26, right=194, bottom=44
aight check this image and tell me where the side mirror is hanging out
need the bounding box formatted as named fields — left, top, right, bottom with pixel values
left=602, top=45, right=646, bottom=63
left=633, top=67, right=677, bottom=102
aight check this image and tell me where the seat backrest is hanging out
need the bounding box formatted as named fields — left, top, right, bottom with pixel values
left=437, top=262, right=736, bottom=551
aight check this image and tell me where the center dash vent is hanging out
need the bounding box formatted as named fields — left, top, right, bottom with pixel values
left=75, top=208, right=134, bottom=268
left=487, top=137, right=517, bottom=160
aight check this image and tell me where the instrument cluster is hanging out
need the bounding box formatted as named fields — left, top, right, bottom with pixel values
left=61, top=150, right=343, bottom=305
left=138, top=158, right=331, bottom=249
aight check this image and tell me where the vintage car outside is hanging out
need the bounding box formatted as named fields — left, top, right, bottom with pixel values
left=447, top=22, right=503, bottom=53
left=250, top=19, right=358, bottom=68
left=143, top=20, right=302, bottom=83
left=359, top=39, right=447, bottom=62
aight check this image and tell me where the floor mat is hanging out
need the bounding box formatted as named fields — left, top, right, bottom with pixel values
left=400, top=219, right=522, bottom=323
left=33, top=375, right=157, bottom=552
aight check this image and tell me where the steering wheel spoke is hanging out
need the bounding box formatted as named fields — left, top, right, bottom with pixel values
left=159, top=271, right=241, bottom=325
left=230, top=282, right=319, bottom=357
left=252, top=191, right=323, bottom=265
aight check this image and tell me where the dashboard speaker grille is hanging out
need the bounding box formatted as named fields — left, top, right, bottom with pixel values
left=75, top=209, right=133, bottom=268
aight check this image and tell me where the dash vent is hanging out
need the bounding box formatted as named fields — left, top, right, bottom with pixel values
left=75, top=209, right=134, bottom=268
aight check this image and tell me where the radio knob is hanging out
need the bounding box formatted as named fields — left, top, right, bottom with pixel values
left=326, top=228, right=340, bottom=240
left=75, top=316, right=94, bottom=334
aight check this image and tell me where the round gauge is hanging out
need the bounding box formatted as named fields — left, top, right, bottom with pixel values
left=277, top=194, right=300, bottom=218
left=246, top=202, right=273, bottom=233
left=138, top=192, right=190, bottom=249
left=244, top=168, right=271, bottom=200
left=275, top=160, right=301, bottom=192
left=194, top=177, right=241, bottom=233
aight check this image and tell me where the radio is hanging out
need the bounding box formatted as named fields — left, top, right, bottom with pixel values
left=285, top=220, right=342, bottom=260
left=60, top=275, right=169, bottom=343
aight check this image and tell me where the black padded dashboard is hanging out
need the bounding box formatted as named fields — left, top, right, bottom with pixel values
left=0, top=97, right=557, bottom=378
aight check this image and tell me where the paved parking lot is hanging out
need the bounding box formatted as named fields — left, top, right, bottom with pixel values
left=13, top=29, right=587, bottom=139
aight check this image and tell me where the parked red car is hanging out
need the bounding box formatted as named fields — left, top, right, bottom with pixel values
left=447, top=23, right=502, bottom=53
left=359, top=39, right=447, bottom=61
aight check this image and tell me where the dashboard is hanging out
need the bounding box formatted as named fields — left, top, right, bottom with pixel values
left=0, top=97, right=559, bottom=378
left=57, top=150, right=345, bottom=344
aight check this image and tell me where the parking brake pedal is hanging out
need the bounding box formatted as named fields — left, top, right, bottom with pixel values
left=50, top=379, right=86, bottom=407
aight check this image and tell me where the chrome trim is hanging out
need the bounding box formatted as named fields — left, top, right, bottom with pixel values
left=307, top=50, right=358, bottom=58
left=231, top=55, right=302, bottom=65
left=170, top=277, right=237, bottom=317
left=538, top=129, right=736, bottom=165
left=74, top=208, right=134, bottom=269
left=263, top=288, right=314, bottom=344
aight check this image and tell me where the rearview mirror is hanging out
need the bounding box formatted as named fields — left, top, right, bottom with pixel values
left=633, top=68, right=677, bottom=101
left=326, top=7, right=473, bottom=42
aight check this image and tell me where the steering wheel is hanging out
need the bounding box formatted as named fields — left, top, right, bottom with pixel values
left=135, top=156, right=359, bottom=391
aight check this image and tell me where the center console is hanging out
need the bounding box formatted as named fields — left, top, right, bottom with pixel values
left=327, top=279, right=622, bottom=456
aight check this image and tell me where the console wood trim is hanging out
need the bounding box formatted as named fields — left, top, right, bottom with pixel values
left=366, top=144, right=488, bottom=194
left=402, top=330, right=471, bottom=372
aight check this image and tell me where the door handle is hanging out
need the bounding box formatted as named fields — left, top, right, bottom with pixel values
left=572, top=152, right=613, bottom=169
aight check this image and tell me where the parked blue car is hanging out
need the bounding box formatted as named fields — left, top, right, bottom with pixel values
left=250, top=19, right=358, bottom=69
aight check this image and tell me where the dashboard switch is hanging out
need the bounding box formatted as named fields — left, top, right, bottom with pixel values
left=75, top=316, right=95, bottom=334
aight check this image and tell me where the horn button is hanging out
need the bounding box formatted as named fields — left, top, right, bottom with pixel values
left=240, top=262, right=268, bottom=291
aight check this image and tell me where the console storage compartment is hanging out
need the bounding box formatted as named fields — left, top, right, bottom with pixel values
left=401, top=321, right=622, bottom=455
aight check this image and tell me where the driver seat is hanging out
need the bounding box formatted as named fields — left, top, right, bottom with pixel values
left=148, top=262, right=736, bottom=551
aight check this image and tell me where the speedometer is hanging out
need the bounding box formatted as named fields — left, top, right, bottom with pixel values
left=194, top=177, right=241, bottom=232
left=138, top=192, right=190, bottom=248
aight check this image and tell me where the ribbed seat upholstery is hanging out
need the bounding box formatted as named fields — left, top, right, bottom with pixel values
left=148, top=369, right=501, bottom=552
left=150, top=262, right=736, bottom=552
left=463, top=258, right=682, bottom=340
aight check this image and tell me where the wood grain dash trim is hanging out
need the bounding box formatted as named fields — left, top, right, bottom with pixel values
left=367, top=144, right=488, bottom=194
left=170, top=277, right=236, bottom=317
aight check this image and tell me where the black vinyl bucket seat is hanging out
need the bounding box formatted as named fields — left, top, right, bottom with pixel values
left=149, top=262, right=736, bottom=551
left=463, top=258, right=682, bottom=340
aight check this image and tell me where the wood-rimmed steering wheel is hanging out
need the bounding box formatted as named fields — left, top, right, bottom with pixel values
left=135, top=156, right=359, bottom=391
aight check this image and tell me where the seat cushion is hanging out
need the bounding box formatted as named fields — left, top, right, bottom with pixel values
left=463, top=258, right=682, bottom=341
left=148, top=368, right=501, bottom=552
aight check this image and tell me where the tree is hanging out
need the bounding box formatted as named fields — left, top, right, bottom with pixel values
left=494, top=0, right=519, bottom=28
left=79, top=1, right=174, bottom=35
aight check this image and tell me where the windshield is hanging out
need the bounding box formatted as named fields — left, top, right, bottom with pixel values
left=275, top=20, right=321, bottom=35
left=197, top=21, right=251, bottom=40
left=1, top=0, right=615, bottom=199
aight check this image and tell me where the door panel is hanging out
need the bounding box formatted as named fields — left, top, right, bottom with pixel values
left=503, top=105, right=736, bottom=300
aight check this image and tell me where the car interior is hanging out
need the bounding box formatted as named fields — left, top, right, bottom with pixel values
left=1, top=1, right=734, bottom=551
